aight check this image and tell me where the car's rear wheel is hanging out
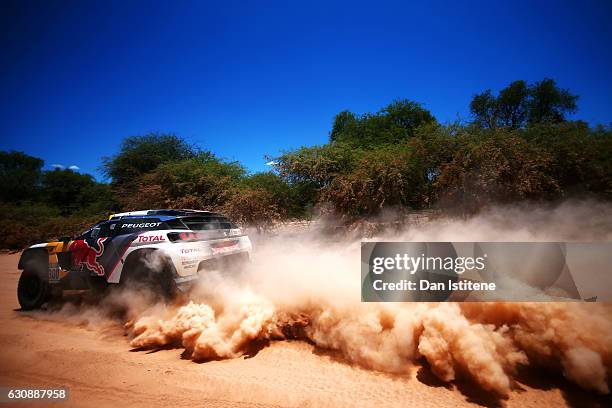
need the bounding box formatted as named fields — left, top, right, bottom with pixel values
left=17, top=266, right=50, bottom=310
left=122, top=253, right=178, bottom=300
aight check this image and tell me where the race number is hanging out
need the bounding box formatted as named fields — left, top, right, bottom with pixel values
left=48, top=267, right=60, bottom=282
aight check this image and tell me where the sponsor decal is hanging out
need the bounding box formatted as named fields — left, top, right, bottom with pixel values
left=121, top=222, right=161, bottom=229
left=180, top=248, right=202, bottom=254
left=211, top=243, right=239, bottom=255
left=70, top=238, right=107, bottom=276
left=137, top=235, right=165, bottom=242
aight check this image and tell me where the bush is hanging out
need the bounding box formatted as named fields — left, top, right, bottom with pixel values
left=433, top=129, right=560, bottom=213
left=242, top=172, right=312, bottom=218
left=116, top=152, right=244, bottom=210
left=321, top=145, right=425, bottom=217
left=275, top=144, right=360, bottom=187
left=42, top=169, right=116, bottom=214
left=222, top=188, right=282, bottom=231
left=0, top=203, right=105, bottom=250
left=522, top=122, right=612, bottom=197
left=3, top=89, right=611, bottom=249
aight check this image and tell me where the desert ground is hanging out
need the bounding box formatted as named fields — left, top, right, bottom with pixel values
left=0, top=252, right=609, bottom=408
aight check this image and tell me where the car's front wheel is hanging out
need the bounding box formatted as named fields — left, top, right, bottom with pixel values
left=17, top=266, right=50, bottom=310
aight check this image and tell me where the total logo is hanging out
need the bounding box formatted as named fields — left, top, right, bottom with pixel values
left=137, top=235, right=166, bottom=243
left=180, top=248, right=202, bottom=254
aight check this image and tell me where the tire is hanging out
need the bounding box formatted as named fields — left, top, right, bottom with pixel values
left=88, top=276, right=109, bottom=295
left=17, top=266, right=50, bottom=310
left=122, top=254, right=177, bottom=300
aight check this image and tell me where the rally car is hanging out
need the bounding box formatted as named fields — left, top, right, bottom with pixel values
left=16, top=209, right=252, bottom=310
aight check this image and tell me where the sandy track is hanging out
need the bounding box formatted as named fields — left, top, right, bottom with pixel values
left=0, top=253, right=608, bottom=408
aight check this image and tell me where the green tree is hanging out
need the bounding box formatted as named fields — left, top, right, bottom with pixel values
left=381, top=99, right=436, bottom=131
left=42, top=169, right=113, bottom=213
left=497, top=80, right=529, bottom=128
left=470, top=79, right=578, bottom=128
left=0, top=151, right=43, bottom=201
left=330, top=111, right=358, bottom=142
left=328, top=99, right=436, bottom=147
left=77, top=183, right=117, bottom=213
left=102, top=133, right=195, bottom=185
left=527, top=78, right=578, bottom=124
left=469, top=90, right=498, bottom=129
left=118, top=151, right=246, bottom=210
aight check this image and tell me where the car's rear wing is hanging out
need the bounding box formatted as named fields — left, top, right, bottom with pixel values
left=109, top=209, right=217, bottom=219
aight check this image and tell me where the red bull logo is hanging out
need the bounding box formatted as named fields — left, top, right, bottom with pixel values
left=69, top=238, right=107, bottom=276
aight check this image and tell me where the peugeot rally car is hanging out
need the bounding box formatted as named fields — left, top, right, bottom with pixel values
left=16, top=209, right=252, bottom=310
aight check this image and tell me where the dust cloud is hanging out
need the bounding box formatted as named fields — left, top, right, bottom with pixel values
left=36, top=200, right=612, bottom=396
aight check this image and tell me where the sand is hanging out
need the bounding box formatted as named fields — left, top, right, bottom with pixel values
left=0, top=252, right=608, bottom=408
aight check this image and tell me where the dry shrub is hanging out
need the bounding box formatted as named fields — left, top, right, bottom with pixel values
left=222, top=189, right=282, bottom=231
left=434, top=132, right=560, bottom=213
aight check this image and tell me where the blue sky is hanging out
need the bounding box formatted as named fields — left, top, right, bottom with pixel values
left=1, top=0, right=611, bottom=180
